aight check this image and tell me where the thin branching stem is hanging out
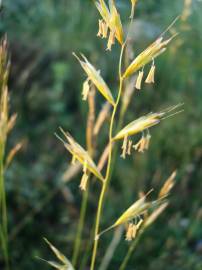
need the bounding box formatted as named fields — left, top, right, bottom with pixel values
left=119, top=234, right=141, bottom=270
left=72, top=187, right=89, bottom=267
left=90, top=44, right=125, bottom=270
left=72, top=88, right=96, bottom=267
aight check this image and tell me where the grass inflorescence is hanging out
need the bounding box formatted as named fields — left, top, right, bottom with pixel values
left=40, top=1, right=183, bottom=270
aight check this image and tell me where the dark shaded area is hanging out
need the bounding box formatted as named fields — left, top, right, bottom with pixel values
left=0, top=0, right=202, bottom=269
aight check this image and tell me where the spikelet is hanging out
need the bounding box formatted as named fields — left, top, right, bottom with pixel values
left=38, top=238, right=75, bottom=270
left=113, top=191, right=152, bottom=227
left=95, top=0, right=124, bottom=48
left=135, top=70, right=144, bottom=90
left=7, top=113, right=17, bottom=134
left=0, top=38, right=9, bottom=145
left=109, top=0, right=124, bottom=45
left=5, top=141, right=23, bottom=168
left=113, top=104, right=183, bottom=140
left=82, top=79, right=90, bottom=101
left=145, top=63, right=156, bottom=84
left=73, top=53, right=115, bottom=106
left=95, top=190, right=154, bottom=240
left=123, top=35, right=175, bottom=79
left=159, top=171, right=176, bottom=199
left=56, top=128, right=104, bottom=182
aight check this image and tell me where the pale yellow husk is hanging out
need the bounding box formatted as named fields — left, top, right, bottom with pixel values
left=57, top=128, right=104, bottom=182
left=73, top=53, right=115, bottom=106
left=123, top=36, right=174, bottom=79
left=113, top=105, right=182, bottom=140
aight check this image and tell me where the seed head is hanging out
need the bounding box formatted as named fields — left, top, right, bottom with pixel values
left=73, top=53, right=115, bottom=106
left=159, top=171, right=176, bottom=199
left=56, top=128, right=104, bottom=182
left=123, top=35, right=175, bottom=79
left=95, top=0, right=124, bottom=49
left=113, top=104, right=183, bottom=140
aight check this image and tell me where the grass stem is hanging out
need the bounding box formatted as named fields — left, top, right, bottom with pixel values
left=90, top=44, right=125, bottom=270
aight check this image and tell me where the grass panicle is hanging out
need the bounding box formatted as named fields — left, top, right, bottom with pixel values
left=41, top=1, right=182, bottom=270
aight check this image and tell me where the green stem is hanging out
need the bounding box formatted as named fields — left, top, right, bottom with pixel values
left=119, top=235, right=140, bottom=270
left=90, top=44, right=125, bottom=270
left=0, top=143, right=9, bottom=270
left=72, top=186, right=89, bottom=267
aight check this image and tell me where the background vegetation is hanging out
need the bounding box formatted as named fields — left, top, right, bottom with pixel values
left=0, top=0, right=202, bottom=269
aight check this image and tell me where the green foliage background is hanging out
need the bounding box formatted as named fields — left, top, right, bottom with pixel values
left=0, top=0, right=202, bottom=269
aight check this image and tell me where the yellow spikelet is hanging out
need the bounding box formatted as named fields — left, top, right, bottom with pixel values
left=73, top=53, right=115, bottom=106
left=159, top=171, right=176, bottom=199
left=38, top=238, right=75, bottom=270
left=113, top=191, right=152, bottom=227
left=123, top=35, right=175, bottom=79
left=5, top=141, right=23, bottom=168
left=56, top=128, right=104, bottom=182
left=95, top=0, right=124, bottom=46
left=113, top=105, right=183, bottom=140
left=109, top=0, right=124, bottom=44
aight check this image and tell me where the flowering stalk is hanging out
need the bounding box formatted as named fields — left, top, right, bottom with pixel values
left=49, top=2, right=182, bottom=270
left=90, top=43, right=125, bottom=270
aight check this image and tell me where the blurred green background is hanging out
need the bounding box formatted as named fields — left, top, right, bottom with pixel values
left=0, top=0, right=202, bottom=269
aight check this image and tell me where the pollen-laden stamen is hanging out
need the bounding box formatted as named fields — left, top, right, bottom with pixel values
left=125, top=223, right=137, bottom=241
left=127, top=140, right=133, bottom=155
left=121, top=136, right=133, bottom=159
left=102, top=21, right=108, bottom=39
left=145, top=62, right=156, bottom=84
left=79, top=160, right=89, bottom=191
left=133, top=133, right=151, bottom=153
left=121, top=135, right=128, bottom=159
left=97, top=20, right=108, bottom=39
left=71, top=155, right=76, bottom=165
left=107, top=30, right=115, bottom=51
left=79, top=174, right=89, bottom=191
left=135, top=70, right=144, bottom=90
left=144, top=133, right=151, bottom=150
left=97, top=20, right=103, bottom=37
left=125, top=218, right=143, bottom=241
left=82, top=78, right=90, bottom=101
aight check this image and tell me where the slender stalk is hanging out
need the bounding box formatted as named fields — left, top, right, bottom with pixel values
left=72, top=187, right=89, bottom=267
left=0, top=143, right=9, bottom=270
left=90, top=44, right=125, bottom=270
left=72, top=88, right=96, bottom=267
left=119, top=234, right=141, bottom=270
